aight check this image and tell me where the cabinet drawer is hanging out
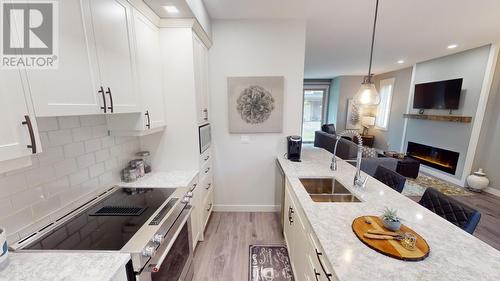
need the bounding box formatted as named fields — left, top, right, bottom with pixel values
left=201, top=187, right=214, bottom=229
left=200, top=149, right=211, bottom=167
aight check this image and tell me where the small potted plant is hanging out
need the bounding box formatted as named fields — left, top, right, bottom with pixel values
left=381, top=207, right=401, bottom=231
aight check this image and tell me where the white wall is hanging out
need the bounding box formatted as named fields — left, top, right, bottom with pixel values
left=209, top=19, right=306, bottom=211
left=0, top=116, right=139, bottom=243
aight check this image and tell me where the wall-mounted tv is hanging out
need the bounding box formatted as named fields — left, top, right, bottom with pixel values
left=413, top=78, right=463, bottom=109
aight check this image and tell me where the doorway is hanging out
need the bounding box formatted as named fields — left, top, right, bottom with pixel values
left=302, top=80, right=330, bottom=143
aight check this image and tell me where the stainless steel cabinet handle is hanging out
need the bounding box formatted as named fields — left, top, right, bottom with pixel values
left=204, top=155, right=210, bottom=161
left=205, top=183, right=212, bottom=190
left=204, top=167, right=210, bottom=174
left=315, top=249, right=333, bottom=281
left=106, top=87, right=114, bottom=113
left=98, top=86, right=106, bottom=113
left=21, top=115, right=36, bottom=154
left=206, top=203, right=212, bottom=211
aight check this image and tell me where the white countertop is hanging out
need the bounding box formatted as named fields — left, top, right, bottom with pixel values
left=119, top=170, right=198, bottom=188
left=0, top=252, right=130, bottom=281
left=278, top=147, right=500, bottom=281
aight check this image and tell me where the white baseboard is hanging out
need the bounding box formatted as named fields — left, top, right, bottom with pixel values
left=213, top=204, right=279, bottom=212
left=484, top=187, right=500, bottom=197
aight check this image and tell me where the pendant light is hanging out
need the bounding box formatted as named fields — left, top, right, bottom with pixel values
left=355, top=0, right=381, bottom=106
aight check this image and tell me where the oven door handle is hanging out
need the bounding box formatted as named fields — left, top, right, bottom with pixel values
left=147, top=207, right=192, bottom=273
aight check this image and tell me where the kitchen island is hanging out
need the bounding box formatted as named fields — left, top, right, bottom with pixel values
left=277, top=147, right=500, bottom=281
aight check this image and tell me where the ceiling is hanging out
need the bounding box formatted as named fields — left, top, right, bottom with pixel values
left=202, top=0, right=500, bottom=79
left=144, top=0, right=194, bottom=18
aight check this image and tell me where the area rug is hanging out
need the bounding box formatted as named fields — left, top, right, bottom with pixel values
left=249, top=245, right=294, bottom=281
left=402, top=173, right=472, bottom=197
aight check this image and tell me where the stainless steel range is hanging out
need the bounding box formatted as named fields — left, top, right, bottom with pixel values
left=11, top=186, right=195, bottom=281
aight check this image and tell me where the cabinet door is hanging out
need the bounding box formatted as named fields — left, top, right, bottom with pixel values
left=0, top=68, right=40, bottom=162
left=193, top=35, right=208, bottom=124
left=26, top=0, right=103, bottom=117
left=88, top=0, right=139, bottom=113
left=132, top=10, right=165, bottom=129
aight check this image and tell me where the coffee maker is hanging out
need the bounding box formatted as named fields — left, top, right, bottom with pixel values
left=287, top=136, right=302, bottom=162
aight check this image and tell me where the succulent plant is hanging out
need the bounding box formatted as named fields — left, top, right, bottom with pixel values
left=382, top=207, right=400, bottom=222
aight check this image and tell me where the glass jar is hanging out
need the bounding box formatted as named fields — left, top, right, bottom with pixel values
left=136, top=151, right=152, bottom=173
left=121, top=167, right=138, bottom=183
left=130, top=159, right=145, bottom=177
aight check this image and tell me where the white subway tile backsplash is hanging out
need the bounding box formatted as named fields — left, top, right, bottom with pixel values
left=54, top=158, right=78, bottom=178
left=32, top=196, right=61, bottom=220
left=63, top=142, right=85, bottom=158
left=77, top=153, right=95, bottom=169
left=0, top=116, right=139, bottom=243
left=11, top=186, right=44, bottom=211
left=88, top=163, right=105, bottom=178
left=25, top=165, right=56, bottom=188
left=72, top=126, right=93, bottom=142
left=58, top=116, right=80, bottom=129
left=48, top=129, right=73, bottom=146
left=92, top=125, right=108, bottom=138
left=84, top=138, right=101, bottom=153
left=0, top=207, right=33, bottom=234
left=37, top=146, right=64, bottom=165
left=42, top=176, right=69, bottom=197
left=69, top=170, right=90, bottom=186
left=94, top=149, right=110, bottom=163
left=0, top=173, right=27, bottom=199
left=80, top=115, right=106, bottom=127
left=36, top=117, right=59, bottom=132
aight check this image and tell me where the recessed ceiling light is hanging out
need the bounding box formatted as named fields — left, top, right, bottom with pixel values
left=397, top=60, right=404, bottom=64
left=163, top=5, right=179, bottom=14
left=447, top=44, right=458, bottom=49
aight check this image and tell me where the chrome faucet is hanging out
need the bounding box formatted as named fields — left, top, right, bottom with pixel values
left=330, top=130, right=368, bottom=189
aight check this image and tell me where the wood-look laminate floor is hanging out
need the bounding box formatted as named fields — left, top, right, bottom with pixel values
left=409, top=192, right=500, bottom=251
left=192, top=212, right=284, bottom=281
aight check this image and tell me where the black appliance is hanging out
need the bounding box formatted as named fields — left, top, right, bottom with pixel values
left=413, top=78, right=463, bottom=109
left=287, top=136, right=302, bottom=162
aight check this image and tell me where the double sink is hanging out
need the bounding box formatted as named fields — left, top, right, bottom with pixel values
left=300, top=178, right=361, bottom=203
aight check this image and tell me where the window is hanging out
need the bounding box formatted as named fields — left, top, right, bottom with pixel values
left=375, top=78, right=395, bottom=130
left=302, top=81, right=330, bottom=142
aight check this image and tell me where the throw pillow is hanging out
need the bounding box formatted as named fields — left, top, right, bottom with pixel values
left=362, top=146, right=378, bottom=158
left=321, top=124, right=336, bottom=134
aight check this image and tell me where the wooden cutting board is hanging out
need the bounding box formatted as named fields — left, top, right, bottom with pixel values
left=352, top=216, right=430, bottom=261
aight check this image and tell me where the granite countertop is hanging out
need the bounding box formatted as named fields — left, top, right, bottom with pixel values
left=119, top=170, right=199, bottom=188
left=278, top=147, right=500, bottom=281
left=0, top=252, right=130, bottom=281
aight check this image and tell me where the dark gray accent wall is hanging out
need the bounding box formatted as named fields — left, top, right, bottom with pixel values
left=404, top=45, right=491, bottom=180
left=371, top=67, right=413, bottom=151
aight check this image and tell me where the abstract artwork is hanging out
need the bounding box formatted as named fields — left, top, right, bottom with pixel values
left=228, top=76, right=284, bottom=133
left=249, top=245, right=294, bottom=281
left=346, top=98, right=362, bottom=130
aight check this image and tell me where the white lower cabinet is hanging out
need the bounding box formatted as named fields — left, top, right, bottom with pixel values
left=0, top=68, right=41, bottom=172
left=190, top=149, right=214, bottom=249
left=284, top=180, right=338, bottom=281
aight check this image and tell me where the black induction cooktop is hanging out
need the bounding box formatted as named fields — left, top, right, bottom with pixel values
left=24, top=188, right=176, bottom=251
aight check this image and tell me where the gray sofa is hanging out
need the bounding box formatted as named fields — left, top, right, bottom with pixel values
left=314, top=129, right=398, bottom=177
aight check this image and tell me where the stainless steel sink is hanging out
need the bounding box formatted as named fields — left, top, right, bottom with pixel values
left=299, top=178, right=361, bottom=203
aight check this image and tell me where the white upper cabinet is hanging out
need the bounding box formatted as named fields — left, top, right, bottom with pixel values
left=132, top=10, right=165, bottom=129
left=106, top=9, right=165, bottom=136
left=193, top=34, right=209, bottom=124
left=26, top=0, right=102, bottom=117
left=87, top=0, right=139, bottom=114
left=0, top=68, right=41, bottom=165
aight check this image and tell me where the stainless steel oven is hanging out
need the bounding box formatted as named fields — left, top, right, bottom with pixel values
left=199, top=124, right=211, bottom=154
left=138, top=206, right=194, bottom=281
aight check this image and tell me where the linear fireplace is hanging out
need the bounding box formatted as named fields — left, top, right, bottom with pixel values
left=406, top=142, right=459, bottom=175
